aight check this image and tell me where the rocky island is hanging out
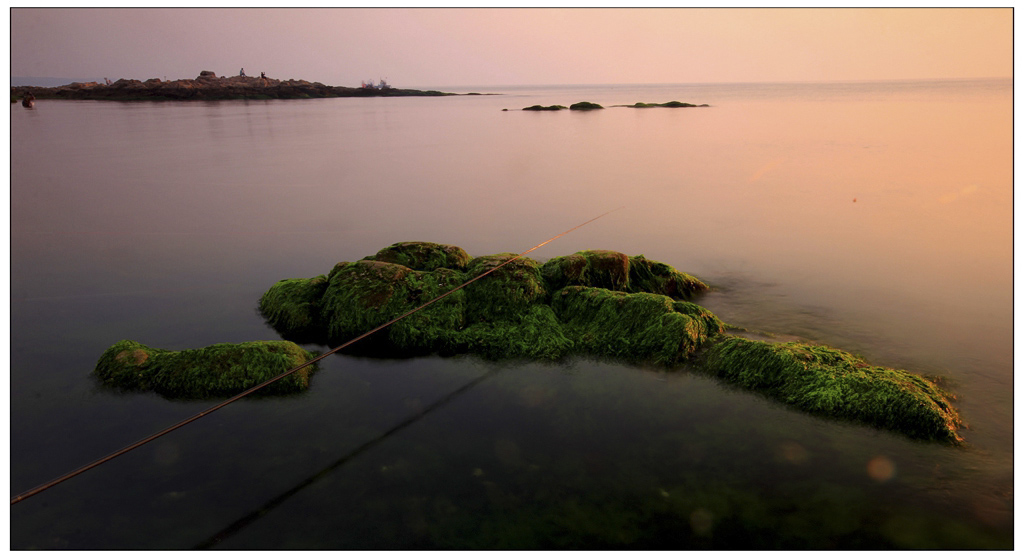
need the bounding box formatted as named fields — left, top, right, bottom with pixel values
left=95, top=241, right=964, bottom=444
left=615, top=101, right=711, bottom=108
left=509, top=101, right=710, bottom=111
left=11, top=71, right=461, bottom=101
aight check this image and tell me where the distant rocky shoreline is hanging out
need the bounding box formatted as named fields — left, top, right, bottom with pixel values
left=10, top=71, right=469, bottom=101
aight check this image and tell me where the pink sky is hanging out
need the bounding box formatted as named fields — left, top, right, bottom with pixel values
left=10, top=8, right=1013, bottom=87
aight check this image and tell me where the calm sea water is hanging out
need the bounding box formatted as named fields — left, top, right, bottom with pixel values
left=10, top=79, right=1012, bottom=549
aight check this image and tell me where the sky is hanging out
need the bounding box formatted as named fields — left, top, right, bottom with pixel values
left=8, top=7, right=1014, bottom=88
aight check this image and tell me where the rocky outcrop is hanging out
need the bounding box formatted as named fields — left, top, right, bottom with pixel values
left=257, top=241, right=963, bottom=443
left=259, top=242, right=714, bottom=360
left=11, top=72, right=460, bottom=101
left=522, top=104, right=567, bottom=111
left=614, top=101, right=711, bottom=108
left=506, top=101, right=710, bottom=112
left=92, top=240, right=964, bottom=442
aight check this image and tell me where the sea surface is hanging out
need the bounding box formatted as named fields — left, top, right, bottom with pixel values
left=10, top=78, right=1013, bottom=549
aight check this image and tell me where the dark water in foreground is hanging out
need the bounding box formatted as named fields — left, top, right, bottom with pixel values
left=10, top=79, right=1012, bottom=549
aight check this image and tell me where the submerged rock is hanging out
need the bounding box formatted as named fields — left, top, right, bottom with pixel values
left=94, top=340, right=317, bottom=399
left=252, top=240, right=964, bottom=443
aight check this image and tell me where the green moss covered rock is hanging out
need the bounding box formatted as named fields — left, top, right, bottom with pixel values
left=259, top=243, right=711, bottom=359
left=94, top=339, right=317, bottom=399
left=569, top=101, right=603, bottom=110
left=320, top=259, right=467, bottom=353
left=552, top=286, right=725, bottom=365
left=253, top=241, right=962, bottom=443
left=364, top=241, right=470, bottom=271
left=450, top=254, right=572, bottom=360
left=258, top=275, right=329, bottom=342
left=463, top=254, right=547, bottom=322
left=701, top=337, right=963, bottom=443
left=541, top=250, right=708, bottom=300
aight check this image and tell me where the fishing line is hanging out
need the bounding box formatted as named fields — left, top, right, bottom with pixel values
left=10, top=207, right=622, bottom=505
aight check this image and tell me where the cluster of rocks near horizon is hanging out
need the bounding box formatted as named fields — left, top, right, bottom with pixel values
left=10, top=71, right=454, bottom=100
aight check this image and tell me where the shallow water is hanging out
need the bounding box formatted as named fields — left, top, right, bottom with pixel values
left=9, top=79, right=1012, bottom=549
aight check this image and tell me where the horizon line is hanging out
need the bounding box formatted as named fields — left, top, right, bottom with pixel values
left=10, top=75, right=1012, bottom=90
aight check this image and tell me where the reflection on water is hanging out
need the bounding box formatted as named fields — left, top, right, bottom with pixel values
left=194, top=367, right=498, bottom=549
left=10, top=79, right=1011, bottom=549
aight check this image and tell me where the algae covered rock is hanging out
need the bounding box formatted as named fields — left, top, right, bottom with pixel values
left=320, top=259, right=467, bottom=353
left=541, top=250, right=708, bottom=300
left=94, top=339, right=317, bottom=399
left=552, top=286, right=725, bottom=365
left=365, top=241, right=470, bottom=271
left=258, top=275, right=329, bottom=342
left=700, top=337, right=963, bottom=443
left=315, top=253, right=570, bottom=359
left=451, top=254, right=572, bottom=360
left=258, top=244, right=712, bottom=360
left=542, top=250, right=632, bottom=292
left=569, top=101, right=603, bottom=110
left=462, top=254, right=548, bottom=322
left=254, top=240, right=963, bottom=443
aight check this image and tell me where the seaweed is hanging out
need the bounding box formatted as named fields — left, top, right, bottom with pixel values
left=540, top=250, right=709, bottom=300
left=93, top=339, right=317, bottom=399
left=700, top=337, right=963, bottom=443
left=627, top=255, right=709, bottom=300
left=449, top=254, right=572, bottom=360
left=447, top=305, right=574, bottom=361
left=246, top=241, right=964, bottom=443
left=462, top=254, right=548, bottom=322
left=258, top=275, right=329, bottom=342
left=552, top=286, right=726, bottom=366
left=364, top=241, right=470, bottom=271
left=319, top=260, right=467, bottom=354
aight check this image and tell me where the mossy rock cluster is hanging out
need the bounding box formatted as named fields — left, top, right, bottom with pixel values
left=260, top=241, right=717, bottom=363
left=92, top=241, right=963, bottom=442
left=257, top=241, right=962, bottom=443
left=94, top=340, right=317, bottom=399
